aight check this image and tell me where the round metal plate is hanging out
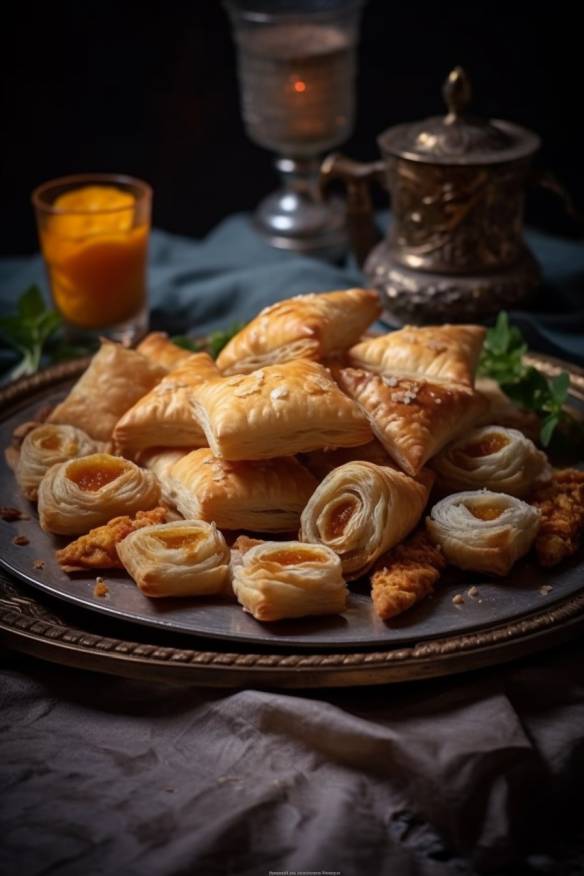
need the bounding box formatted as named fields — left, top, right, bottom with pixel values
left=1, top=354, right=583, bottom=663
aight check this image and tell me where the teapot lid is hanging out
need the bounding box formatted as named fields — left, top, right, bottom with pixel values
left=378, top=67, right=540, bottom=165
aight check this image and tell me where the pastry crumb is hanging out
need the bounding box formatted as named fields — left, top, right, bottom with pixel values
left=1, top=506, right=29, bottom=522
left=452, top=594, right=465, bottom=606
left=12, top=534, right=29, bottom=546
left=538, top=584, right=553, bottom=596
left=33, top=559, right=45, bottom=570
left=94, top=577, right=109, bottom=597
left=467, top=585, right=480, bottom=599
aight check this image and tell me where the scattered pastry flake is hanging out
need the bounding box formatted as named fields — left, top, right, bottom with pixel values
left=467, top=585, right=480, bottom=600
left=371, top=531, right=446, bottom=620
left=12, top=534, right=29, bottom=546
left=530, top=469, right=584, bottom=567
left=94, top=577, right=109, bottom=598
left=452, top=594, right=465, bottom=606
left=33, top=559, right=45, bottom=571
left=0, top=506, right=29, bottom=522
left=538, top=584, right=553, bottom=596
left=270, top=386, right=289, bottom=401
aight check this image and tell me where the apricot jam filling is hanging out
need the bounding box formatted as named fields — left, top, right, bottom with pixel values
left=325, top=498, right=357, bottom=539
left=462, top=433, right=508, bottom=458
left=156, top=531, right=203, bottom=550
left=466, top=503, right=503, bottom=521
left=39, top=433, right=62, bottom=451
left=268, top=549, right=323, bottom=566
left=68, top=456, right=126, bottom=491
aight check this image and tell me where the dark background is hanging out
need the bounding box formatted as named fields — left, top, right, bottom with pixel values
left=2, top=1, right=583, bottom=255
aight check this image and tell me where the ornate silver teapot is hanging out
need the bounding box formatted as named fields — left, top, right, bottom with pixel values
left=321, top=67, right=543, bottom=323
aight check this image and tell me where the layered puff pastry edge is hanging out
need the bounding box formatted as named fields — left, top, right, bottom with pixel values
left=117, top=519, right=231, bottom=597
left=349, top=324, right=486, bottom=387
left=338, top=368, right=487, bottom=476
left=16, top=423, right=104, bottom=501
left=168, top=448, right=319, bottom=532
left=231, top=539, right=347, bottom=621
left=191, top=358, right=372, bottom=461
left=300, top=460, right=432, bottom=579
left=48, top=340, right=166, bottom=442
left=216, top=288, right=382, bottom=375
left=38, top=452, right=161, bottom=535
left=426, top=490, right=540, bottom=576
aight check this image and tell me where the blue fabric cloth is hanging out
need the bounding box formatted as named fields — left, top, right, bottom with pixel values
left=1, top=214, right=583, bottom=369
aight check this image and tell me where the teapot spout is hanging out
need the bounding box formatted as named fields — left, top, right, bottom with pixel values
left=320, top=153, right=386, bottom=267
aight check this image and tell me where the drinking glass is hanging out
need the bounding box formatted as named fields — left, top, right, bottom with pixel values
left=224, top=0, right=365, bottom=259
left=32, top=173, right=152, bottom=345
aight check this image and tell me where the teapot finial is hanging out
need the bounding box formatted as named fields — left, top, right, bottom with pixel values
left=443, top=66, right=471, bottom=122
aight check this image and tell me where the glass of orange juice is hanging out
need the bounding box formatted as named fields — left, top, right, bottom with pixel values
left=32, top=173, right=152, bottom=345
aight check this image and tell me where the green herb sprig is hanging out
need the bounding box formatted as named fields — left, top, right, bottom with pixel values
left=0, top=286, right=62, bottom=380
left=171, top=322, right=245, bottom=360
left=478, top=312, right=573, bottom=447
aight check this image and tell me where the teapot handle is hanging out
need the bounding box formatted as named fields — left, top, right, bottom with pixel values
left=532, top=170, right=584, bottom=233
left=320, top=153, right=387, bottom=267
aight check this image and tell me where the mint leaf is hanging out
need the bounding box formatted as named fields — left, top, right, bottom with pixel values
left=540, top=414, right=560, bottom=447
left=18, top=285, right=46, bottom=321
left=171, top=335, right=203, bottom=353
left=0, top=286, right=62, bottom=378
left=207, top=322, right=245, bottom=359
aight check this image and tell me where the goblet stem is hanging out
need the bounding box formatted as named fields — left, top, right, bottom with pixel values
left=253, top=154, right=347, bottom=262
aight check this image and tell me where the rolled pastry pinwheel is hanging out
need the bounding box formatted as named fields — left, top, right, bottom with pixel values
left=432, top=426, right=551, bottom=498
left=117, top=520, right=230, bottom=598
left=299, top=461, right=431, bottom=579
left=426, top=490, right=540, bottom=576
left=231, top=540, right=347, bottom=621
left=16, top=423, right=104, bottom=501
left=38, top=453, right=160, bottom=535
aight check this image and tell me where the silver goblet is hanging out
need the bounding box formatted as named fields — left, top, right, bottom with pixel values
left=224, top=0, right=365, bottom=260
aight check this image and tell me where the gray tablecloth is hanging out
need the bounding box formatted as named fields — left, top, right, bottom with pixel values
left=1, top=216, right=584, bottom=876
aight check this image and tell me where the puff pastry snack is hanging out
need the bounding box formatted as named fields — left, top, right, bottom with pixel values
left=139, top=447, right=190, bottom=508
left=117, top=520, right=230, bottom=598
left=38, top=452, right=161, bottom=535
left=113, top=353, right=218, bottom=455
left=530, top=469, right=584, bottom=567
left=56, top=507, right=167, bottom=572
left=231, top=539, right=347, bottom=621
left=300, top=461, right=431, bottom=579
left=338, top=368, right=487, bottom=476
left=48, top=340, right=166, bottom=441
left=475, top=377, right=540, bottom=442
left=349, top=324, right=485, bottom=387
left=168, top=448, right=318, bottom=532
left=426, top=490, right=540, bottom=576
left=216, top=288, right=381, bottom=375
left=16, top=424, right=104, bottom=501
left=192, top=359, right=372, bottom=460
left=136, top=332, right=192, bottom=370
left=371, top=530, right=446, bottom=620
left=432, top=426, right=552, bottom=498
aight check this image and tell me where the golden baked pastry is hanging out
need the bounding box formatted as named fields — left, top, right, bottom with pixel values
left=139, top=447, right=191, bottom=508
left=432, top=425, right=552, bottom=497
left=231, top=539, right=347, bottom=621
left=48, top=340, right=166, bottom=441
left=216, top=288, right=381, bottom=375
left=371, top=530, right=446, bottom=620
left=300, top=461, right=432, bottom=579
left=168, top=448, right=318, bottom=532
left=56, top=507, right=168, bottom=572
left=475, top=377, right=540, bottom=442
left=112, top=353, right=218, bottom=455
left=136, top=332, right=192, bottom=370
left=338, top=368, right=487, bottom=476
left=349, top=324, right=485, bottom=387
left=117, top=519, right=231, bottom=597
left=38, top=453, right=161, bottom=535
left=426, top=490, right=540, bottom=575
left=192, top=359, right=372, bottom=460
left=16, top=424, right=103, bottom=501
left=530, top=469, right=584, bottom=567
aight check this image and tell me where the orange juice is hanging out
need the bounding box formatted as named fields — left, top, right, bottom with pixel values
left=34, top=178, right=151, bottom=334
